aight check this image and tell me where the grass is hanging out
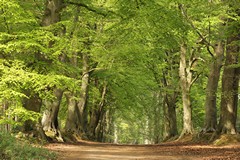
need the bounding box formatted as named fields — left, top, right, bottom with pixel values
left=0, top=132, right=57, bottom=160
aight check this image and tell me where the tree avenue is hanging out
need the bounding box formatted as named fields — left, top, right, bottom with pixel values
left=0, top=0, right=239, bottom=144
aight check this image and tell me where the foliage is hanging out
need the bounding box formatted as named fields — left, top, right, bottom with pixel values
left=0, top=105, right=41, bottom=128
left=0, top=132, right=56, bottom=160
left=0, top=0, right=239, bottom=145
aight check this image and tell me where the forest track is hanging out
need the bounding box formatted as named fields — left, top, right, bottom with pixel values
left=46, top=141, right=240, bottom=160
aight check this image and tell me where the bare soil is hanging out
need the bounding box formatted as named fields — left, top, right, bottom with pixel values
left=45, top=141, right=240, bottom=160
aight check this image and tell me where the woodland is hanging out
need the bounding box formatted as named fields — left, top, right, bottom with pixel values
left=0, top=0, right=240, bottom=151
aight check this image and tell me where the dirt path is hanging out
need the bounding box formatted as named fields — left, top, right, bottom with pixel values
left=46, top=141, right=240, bottom=160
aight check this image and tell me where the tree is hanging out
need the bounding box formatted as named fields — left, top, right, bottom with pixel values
left=149, top=51, right=179, bottom=141
left=63, top=6, right=82, bottom=135
left=62, top=1, right=114, bottom=139
left=177, top=1, right=227, bottom=136
left=40, top=0, right=65, bottom=141
left=217, top=31, right=240, bottom=134
left=195, top=1, right=226, bottom=133
left=88, top=81, right=107, bottom=140
left=203, top=42, right=224, bottom=133
left=0, top=0, right=45, bottom=134
left=2, top=0, right=240, bottom=144
left=179, top=43, right=194, bottom=136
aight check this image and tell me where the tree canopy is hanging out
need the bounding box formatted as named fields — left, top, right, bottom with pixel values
left=0, top=0, right=239, bottom=144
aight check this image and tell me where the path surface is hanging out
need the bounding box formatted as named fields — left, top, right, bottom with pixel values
left=46, top=141, right=240, bottom=160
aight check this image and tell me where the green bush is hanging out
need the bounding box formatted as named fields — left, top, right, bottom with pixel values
left=0, top=132, right=56, bottom=160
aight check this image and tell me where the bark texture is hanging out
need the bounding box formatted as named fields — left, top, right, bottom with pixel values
left=202, top=42, right=224, bottom=133
left=41, top=0, right=64, bottom=26
left=88, top=83, right=107, bottom=140
left=65, top=92, right=80, bottom=133
left=179, top=44, right=194, bottom=137
left=163, top=93, right=178, bottom=140
left=162, top=53, right=179, bottom=140
left=42, top=89, right=63, bottom=141
left=77, top=52, right=90, bottom=135
left=40, top=0, right=65, bottom=141
left=217, top=35, right=239, bottom=134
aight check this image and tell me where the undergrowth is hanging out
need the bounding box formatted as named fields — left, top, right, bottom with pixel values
left=0, top=132, right=56, bottom=160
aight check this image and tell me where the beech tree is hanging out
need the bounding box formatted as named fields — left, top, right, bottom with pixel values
left=1, top=0, right=239, bottom=144
left=217, top=1, right=240, bottom=133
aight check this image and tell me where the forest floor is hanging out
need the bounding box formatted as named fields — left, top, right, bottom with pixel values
left=45, top=139, right=240, bottom=160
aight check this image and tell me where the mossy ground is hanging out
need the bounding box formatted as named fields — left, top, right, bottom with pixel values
left=213, top=134, right=240, bottom=146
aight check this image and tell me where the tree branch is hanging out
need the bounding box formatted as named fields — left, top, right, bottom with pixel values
left=82, top=68, right=106, bottom=78
left=207, top=46, right=214, bottom=57
left=67, top=1, right=123, bottom=18
left=179, top=4, right=214, bottom=57
left=190, top=57, right=205, bottom=69
left=190, top=72, right=202, bottom=89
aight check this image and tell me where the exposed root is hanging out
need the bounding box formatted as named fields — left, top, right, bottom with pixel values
left=177, top=129, right=193, bottom=141
left=193, top=133, right=213, bottom=143
left=45, top=129, right=64, bottom=142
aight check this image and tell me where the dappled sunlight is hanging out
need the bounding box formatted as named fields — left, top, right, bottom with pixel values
left=1, top=0, right=239, bottom=159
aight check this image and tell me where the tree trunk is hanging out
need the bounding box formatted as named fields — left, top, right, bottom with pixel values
left=88, top=108, right=99, bottom=140
left=64, top=6, right=83, bottom=137
left=202, top=42, right=224, bottom=133
left=0, top=101, right=11, bottom=132
left=179, top=44, right=193, bottom=137
left=41, top=88, right=63, bottom=141
left=153, top=92, right=162, bottom=144
left=88, top=83, right=107, bottom=140
left=21, top=92, right=49, bottom=140
left=217, top=35, right=239, bottom=134
left=113, top=123, right=118, bottom=144
left=161, top=56, right=179, bottom=140
left=77, top=52, right=90, bottom=136
left=22, top=93, right=41, bottom=131
left=65, top=92, right=81, bottom=133
left=41, top=0, right=64, bottom=26
left=103, top=109, right=114, bottom=143
left=40, top=0, right=64, bottom=141
left=96, top=111, right=106, bottom=142
left=163, top=93, right=178, bottom=140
